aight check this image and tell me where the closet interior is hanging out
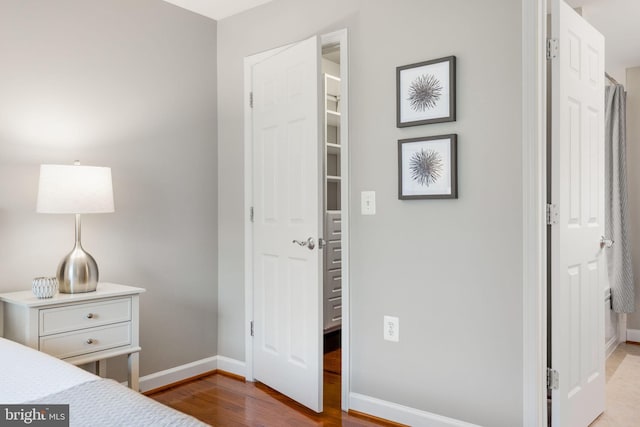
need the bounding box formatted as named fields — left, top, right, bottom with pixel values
left=322, top=44, right=342, bottom=348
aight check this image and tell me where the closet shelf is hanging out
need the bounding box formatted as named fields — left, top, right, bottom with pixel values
left=327, top=143, right=341, bottom=155
left=327, top=111, right=341, bottom=127
left=325, top=74, right=341, bottom=95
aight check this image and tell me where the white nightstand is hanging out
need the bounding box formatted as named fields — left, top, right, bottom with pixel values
left=0, top=283, right=145, bottom=391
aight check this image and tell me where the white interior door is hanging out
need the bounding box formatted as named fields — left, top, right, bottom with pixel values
left=551, top=1, right=606, bottom=426
left=251, top=35, right=323, bottom=413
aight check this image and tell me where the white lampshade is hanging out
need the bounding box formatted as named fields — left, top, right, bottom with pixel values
left=37, top=164, right=115, bottom=214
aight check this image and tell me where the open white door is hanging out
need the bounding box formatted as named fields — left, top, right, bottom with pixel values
left=550, top=1, right=606, bottom=426
left=251, top=35, right=323, bottom=413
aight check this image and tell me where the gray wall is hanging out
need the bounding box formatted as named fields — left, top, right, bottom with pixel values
left=217, top=0, right=523, bottom=425
left=625, top=66, right=640, bottom=329
left=0, top=0, right=218, bottom=378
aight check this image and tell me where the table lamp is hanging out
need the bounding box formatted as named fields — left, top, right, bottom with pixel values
left=36, top=162, right=114, bottom=293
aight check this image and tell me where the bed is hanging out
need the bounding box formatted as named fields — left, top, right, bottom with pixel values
left=0, top=337, right=209, bottom=426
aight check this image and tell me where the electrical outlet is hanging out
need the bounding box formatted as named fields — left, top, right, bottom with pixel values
left=383, top=315, right=399, bottom=342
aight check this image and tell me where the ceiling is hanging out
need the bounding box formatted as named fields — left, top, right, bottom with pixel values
left=162, top=0, right=272, bottom=20
left=565, top=0, right=640, bottom=81
left=162, top=0, right=640, bottom=81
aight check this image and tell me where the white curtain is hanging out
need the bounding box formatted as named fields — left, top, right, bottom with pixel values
left=605, top=84, right=634, bottom=313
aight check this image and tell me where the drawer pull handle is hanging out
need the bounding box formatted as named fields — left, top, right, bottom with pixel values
left=86, top=338, right=95, bottom=344
left=86, top=313, right=94, bottom=319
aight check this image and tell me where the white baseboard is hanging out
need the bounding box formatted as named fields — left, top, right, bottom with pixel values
left=627, top=328, right=640, bottom=343
left=349, top=392, right=480, bottom=427
left=138, top=355, right=246, bottom=393
left=216, top=355, right=246, bottom=378
left=606, top=334, right=619, bottom=359
left=618, top=313, right=627, bottom=344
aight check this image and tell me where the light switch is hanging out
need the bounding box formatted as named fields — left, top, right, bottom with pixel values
left=361, top=191, right=376, bottom=215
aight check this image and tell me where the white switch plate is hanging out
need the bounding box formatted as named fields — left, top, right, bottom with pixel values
left=383, top=315, right=399, bottom=342
left=361, top=191, right=376, bottom=215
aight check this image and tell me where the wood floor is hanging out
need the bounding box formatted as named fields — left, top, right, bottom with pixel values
left=151, top=343, right=640, bottom=426
left=149, top=349, right=394, bottom=427
left=590, top=343, right=640, bottom=426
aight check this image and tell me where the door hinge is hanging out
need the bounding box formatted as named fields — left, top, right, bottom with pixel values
left=250, top=320, right=254, bottom=337
left=547, top=38, right=559, bottom=60
left=249, top=91, right=253, bottom=108
left=610, top=289, right=614, bottom=310
left=546, top=203, right=558, bottom=225
left=250, top=206, right=254, bottom=222
left=547, top=368, right=559, bottom=390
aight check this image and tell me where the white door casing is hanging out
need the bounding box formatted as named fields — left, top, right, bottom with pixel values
left=251, top=35, right=323, bottom=413
left=550, top=1, right=606, bottom=426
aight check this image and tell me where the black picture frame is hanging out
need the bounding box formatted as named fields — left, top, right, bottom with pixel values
left=398, top=134, right=458, bottom=200
left=396, top=56, right=456, bottom=127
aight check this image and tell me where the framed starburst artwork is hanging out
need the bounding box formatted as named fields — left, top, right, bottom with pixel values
left=398, top=134, right=457, bottom=199
left=396, top=56, right=456, bottom=127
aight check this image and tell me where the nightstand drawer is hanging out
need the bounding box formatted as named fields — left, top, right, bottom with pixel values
left=40, top=322, right=131, bottom=359
left=40, top=298, right=132, bottom=336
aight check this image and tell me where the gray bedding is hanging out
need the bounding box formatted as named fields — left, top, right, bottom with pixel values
left=29, top=379, right=209, bottom=427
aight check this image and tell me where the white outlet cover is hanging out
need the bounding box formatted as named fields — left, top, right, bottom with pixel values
left=383, top=315, right=399, bottom=342
left=361, top=191, right=376, bottom=215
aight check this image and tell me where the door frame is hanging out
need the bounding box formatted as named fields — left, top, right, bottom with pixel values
left=243, top=28, right=351, bottom=411
left=522, top=0, right=548, bottom=425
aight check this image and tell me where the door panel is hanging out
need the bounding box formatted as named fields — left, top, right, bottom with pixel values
left=551, top=1, right=606, bottom=426
left=252, top=35, right=323, bottom=413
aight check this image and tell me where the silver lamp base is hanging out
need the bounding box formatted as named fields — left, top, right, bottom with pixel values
left=57, top=246, right=99, bottom=293
left=57, top=214, right=99, bottom=293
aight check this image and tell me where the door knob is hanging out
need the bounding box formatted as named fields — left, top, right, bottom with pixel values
left=292, top=237, right=316, bottom=250
left=600, top=236, right=614, bottom=249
